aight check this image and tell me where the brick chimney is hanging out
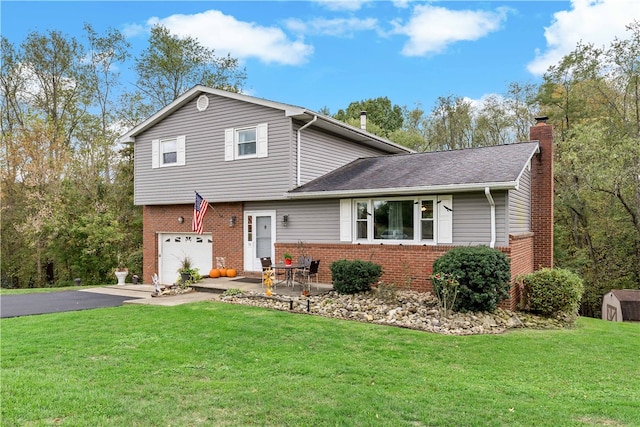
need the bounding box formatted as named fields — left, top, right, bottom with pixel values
left=529, top=117, right=554, bottom=270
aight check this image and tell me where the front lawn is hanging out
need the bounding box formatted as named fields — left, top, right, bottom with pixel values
left=1, top=301, right=638, bottom=426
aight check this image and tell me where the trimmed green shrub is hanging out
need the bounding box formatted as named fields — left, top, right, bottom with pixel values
left=330, top=259, right=382, bottom=295
left=517, top=268, right=584, bottom=317
left=432, top=246, right=511, bottom=312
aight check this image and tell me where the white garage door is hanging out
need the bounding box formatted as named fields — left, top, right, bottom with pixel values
left=158, top=233, right=213, bottom=284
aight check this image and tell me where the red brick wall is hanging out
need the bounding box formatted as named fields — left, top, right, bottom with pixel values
left=505, top=233, right=535, bottom=310
left=142, top=203, right=243, bottom=283
left=278, top=235, right=534, bottom=310
left=529, top=121, right=554, bottom=270
left=275, top=242, right=512, bottom=292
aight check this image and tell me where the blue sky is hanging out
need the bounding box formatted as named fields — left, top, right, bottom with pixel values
left=3, top=1, right=640, bottom=114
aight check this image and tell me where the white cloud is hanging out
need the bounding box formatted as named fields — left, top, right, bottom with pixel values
left=313, top=0, right=372, bottom=12
left=121, top=23, right=145, bottom=38
left=528, top=0, right=640, bottom=75
left=148, top=10, right=314, bottom=66
left=285, top=17, right=378, bottom=37
left=394, top=4, right=510, bottom=56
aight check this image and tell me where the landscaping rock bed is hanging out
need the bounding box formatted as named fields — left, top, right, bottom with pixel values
left=219, top=289, right=572, bottom=335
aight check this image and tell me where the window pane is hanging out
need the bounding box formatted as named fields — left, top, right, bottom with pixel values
left=421, top=200, right=433, bottom=218
left=356, top=221, right=367, bottom=239
left=237, top=129, right=257, bottom=156
left=421, top=220, right=434, bottom=240
left=163, top=152, right=177, bottom=164
left=357, top=202, right=368, bottom=219
left=238, top=129, right=256, bottom=142
left=161, top=140, right=177, bottom=164
left=238, top=142, right=256, bottom=156
left=356, top=202, right=368, bottom=239
left=374, top=200, right=413, bottom=239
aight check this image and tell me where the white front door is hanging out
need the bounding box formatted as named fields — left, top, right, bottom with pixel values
left=243, top=210, right=276, bottom=272
left=158, top=233, right=213, bottom=284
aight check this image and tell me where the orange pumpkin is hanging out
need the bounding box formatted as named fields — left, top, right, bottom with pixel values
left=226, top=268, right=237, bottom=278
left=209, top=268, right=220, bottom=278
left=219, top=268, right=227, bottom=277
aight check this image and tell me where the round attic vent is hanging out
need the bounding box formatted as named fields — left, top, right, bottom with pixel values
left=196, top=94, right=209, bottom=112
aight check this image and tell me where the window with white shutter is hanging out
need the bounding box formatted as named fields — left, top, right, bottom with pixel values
left=152, top=135, right=186, bottom=168
left=342, top=195, right=453, bottom=244
left=224, top=123, right=268, bottom=161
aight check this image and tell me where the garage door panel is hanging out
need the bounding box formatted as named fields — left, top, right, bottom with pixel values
left=159, top=233, right=212, bottom=284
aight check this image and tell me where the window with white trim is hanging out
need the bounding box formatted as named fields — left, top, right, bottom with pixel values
left=225, top=123, right=268, bottom=161
left=341, top=196, right=451, bottom=244
left=161, top=139, right=177, bottom=165
left=152, top=136, right=186, bottom=168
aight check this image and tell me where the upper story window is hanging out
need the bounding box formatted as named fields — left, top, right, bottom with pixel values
left=151, top=135, right=186, bottom=169
left=237, top=128, right=257, bottom=157
left=225, top=123, right=268, bottom=161
left=341, top=195, right=452, bottom=244
left=161, top=139, right=177, bottom=165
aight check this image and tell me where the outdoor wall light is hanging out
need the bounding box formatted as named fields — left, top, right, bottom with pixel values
left=229, top=215, right=237, bottom=227
left=282, top=215, right=289, bottom=226
left=178, top=216, right=185, bottom=224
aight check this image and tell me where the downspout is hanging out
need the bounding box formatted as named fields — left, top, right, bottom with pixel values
left=297, top=115, right=317, bottom=187
left=485, top=187, right=496, bottom=248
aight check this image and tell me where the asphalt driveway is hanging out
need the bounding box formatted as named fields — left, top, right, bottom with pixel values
left=0, top=291, right=141, bottom=318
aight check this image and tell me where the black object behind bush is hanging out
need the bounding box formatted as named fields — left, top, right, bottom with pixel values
left=331, top=259, right=382, bottom=294
left=432, top=246, right=511, bottom=312
left=517, top=268, right=584, bottom=317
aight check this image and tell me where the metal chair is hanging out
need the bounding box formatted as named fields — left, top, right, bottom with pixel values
left=260, top=257, right=283, bottom=287
left=297, top=259, right=320, bottom=290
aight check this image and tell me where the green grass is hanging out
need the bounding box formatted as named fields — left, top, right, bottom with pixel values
left=2, top=301, right=639, bottom=426
left=0, top=285, right=98, bottom=295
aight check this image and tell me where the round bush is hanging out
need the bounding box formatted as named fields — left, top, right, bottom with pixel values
left=432, top=246, right=511, bottom=312
left=517, top=268, right=584, bottom=317
left=330, top=259, right=382, bottom=295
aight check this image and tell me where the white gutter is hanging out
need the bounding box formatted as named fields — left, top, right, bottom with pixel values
left=296, top=115, right=317, bottom=187
left=286, top=181, right=518, bottom=199
left=485, top=187, right=496, bottom=248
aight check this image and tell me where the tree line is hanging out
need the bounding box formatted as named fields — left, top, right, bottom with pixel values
left=2, top=22, right=639, bottom=317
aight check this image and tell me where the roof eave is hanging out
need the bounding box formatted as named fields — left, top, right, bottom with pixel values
left=118, top=85, right=308, bottom=144
left=287, top=110, right=413, bottom=155
left=286, top=181, right=519, bottom=199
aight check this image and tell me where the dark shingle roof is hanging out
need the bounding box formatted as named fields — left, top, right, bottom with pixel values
left=289, top=142, right=539, bottom=197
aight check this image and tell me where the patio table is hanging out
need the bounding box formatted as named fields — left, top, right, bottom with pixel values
left=273, top=263, right=304, bottom=288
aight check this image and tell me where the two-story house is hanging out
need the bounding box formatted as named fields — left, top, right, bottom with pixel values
left=119, top=85, right=553, bottom=309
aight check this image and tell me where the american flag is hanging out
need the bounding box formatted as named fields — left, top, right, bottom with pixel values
left=192, top=192, right=209, bottom=234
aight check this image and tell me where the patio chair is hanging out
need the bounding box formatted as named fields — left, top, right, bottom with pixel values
left=260, top=257, right=283, bottom=287
left=297, top=259, right=320, bottom=290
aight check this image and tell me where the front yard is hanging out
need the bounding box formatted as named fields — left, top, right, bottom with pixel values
left=2, top=300, right=638, bottom=426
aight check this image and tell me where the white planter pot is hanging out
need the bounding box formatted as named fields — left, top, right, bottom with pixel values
left=115, top=270, right=128, bottom=285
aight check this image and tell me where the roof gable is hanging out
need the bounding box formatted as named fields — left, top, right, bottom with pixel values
left=288, top=142, right=540, bottom=198
left=118, top=85, right=410, bottom=154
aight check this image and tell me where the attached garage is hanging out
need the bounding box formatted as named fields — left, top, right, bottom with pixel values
left=158, top=233, right=212, bottom=284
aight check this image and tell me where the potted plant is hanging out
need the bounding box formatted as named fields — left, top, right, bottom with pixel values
left=114, top=255, right=128, bottom=285
left=178, top=256, right=194, bottom=284
left=283, top=252, right=293, bottom=266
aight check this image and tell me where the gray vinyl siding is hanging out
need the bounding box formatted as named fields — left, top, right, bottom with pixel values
left=452, top=192, right=508, bottom=246
left=247, top=193, right=508, bottom=246
left=245, top=199, right=340, bottom=242
left=134, top=94, right=295, bottom=205
left=509, top=163, right=532, bottom=234
left=297, top=123, right=389, bottom=185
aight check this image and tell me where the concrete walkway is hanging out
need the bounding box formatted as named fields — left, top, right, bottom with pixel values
left=80, top=276, right=334, bottom=306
